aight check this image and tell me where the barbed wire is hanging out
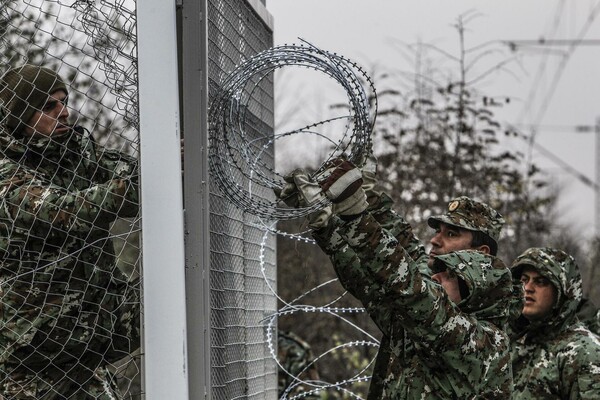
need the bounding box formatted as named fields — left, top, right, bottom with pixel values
left=258, top=225, right=379, bottom=399
left=209, top=40, right=377, bottom=220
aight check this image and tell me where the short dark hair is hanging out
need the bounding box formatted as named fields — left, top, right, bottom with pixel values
left=470, top=230, right=498, bottom=256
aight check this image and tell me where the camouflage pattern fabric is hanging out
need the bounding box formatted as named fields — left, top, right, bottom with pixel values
left=315, top=209, right=513, bottom=399
left=313, top=192, right=428, bottom=336
left=277, top=330, right=320, bottom=399
left=510, top=247, right=600, bottom=399
left=427, top=196, right=505, bottom=244
left=0, top=126, right=140, bottom=399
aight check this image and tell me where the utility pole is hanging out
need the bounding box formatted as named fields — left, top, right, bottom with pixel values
left=596, top=117, right=600, bottom=237
left=575, top=117, right=600, bottom=237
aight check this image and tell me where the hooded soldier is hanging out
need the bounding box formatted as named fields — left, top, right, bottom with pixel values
left=0, top=64, right=139, bottom=399
left=510, top=247, right=600, bottom=399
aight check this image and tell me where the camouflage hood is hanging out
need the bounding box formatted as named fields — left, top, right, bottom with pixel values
left=433, top=250, right=513, bottom=322
left=511, top=247, right=583, bottom=335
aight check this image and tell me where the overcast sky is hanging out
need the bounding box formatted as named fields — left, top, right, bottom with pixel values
left=266, top=0, right=600, bottom=239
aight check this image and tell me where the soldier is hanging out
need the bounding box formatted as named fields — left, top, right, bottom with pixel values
left=277, top=158, right=514, bottom=399
left=277, top=330, right=320, bottom=399
left=510, top=247, right=600, bottom=398
left=0, top=65, right=140, bottom=399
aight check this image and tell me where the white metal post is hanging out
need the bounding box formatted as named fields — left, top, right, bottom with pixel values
left=137, top=0, right=189, bottom=399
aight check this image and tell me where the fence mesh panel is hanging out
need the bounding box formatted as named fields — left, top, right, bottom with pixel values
left=206, top=1, right=277, bottom=399
left=0, top=0, right=276, bottom=399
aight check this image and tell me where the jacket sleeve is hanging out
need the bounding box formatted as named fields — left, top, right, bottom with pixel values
left=93, top=148, right=139, bottom=219
left=334, top=212, right=446, bottom=336
left=368, top=192, right=429, bottom=268
left=312, top=217, right=393, bottom=336
left=312, top=193, right=429, bottom=335
left=559, top=330, right=600, bottom=399
left=0, top=163, right=138, bottom=235
left=94, top=147, right=138, bottom=182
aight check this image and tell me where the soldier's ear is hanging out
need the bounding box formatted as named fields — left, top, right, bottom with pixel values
left=473, top=244, right=491, bottom=255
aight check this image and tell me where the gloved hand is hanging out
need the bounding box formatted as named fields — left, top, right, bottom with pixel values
left=274, top=169, right=332, bottom=229
left=360, top=152, right=378, bottom=198
left=317, top=158, right=368, bottom=217
left=276, top=169, right=324, bottom=208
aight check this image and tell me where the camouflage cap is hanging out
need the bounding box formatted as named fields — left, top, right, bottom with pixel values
left=427, top=196, right=505, bottom=244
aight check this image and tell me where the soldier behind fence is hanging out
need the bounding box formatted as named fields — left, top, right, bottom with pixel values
left=510, top=247, right=600, bottom=399
left=277, top=330, right=320, bottom=399
left=276, top=158, right=514, bottom=399
left=0, top=64, right=140, bottom=399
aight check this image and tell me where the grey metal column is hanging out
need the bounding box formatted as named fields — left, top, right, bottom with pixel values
left=181, top=0, right=212, bottom=398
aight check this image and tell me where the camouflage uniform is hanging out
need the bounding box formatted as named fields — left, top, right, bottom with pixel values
left=277, top=330, right=320, bottom=399
left=510, top=247, right=600, bottom=399
left=0, top=66, right=140, bottom=399
left=428, top=196, right=524, bottom=323
left=313, top=196, right=514, bottom=399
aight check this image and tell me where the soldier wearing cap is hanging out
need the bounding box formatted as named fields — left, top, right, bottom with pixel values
left=510, top=247, right=600, bottom=398
left=277, top=158, right=515, bottom=399
left=427, top=195, right=504, bottom=262
left=0, top=64, right=140, bottom=398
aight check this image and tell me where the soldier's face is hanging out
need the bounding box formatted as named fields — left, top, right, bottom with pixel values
left=519, top=266, right=557, bottom=321
left=428, top=223, right=474, bottom=267
left=23, top=90, right=70, bottom=138
left=431, top=270, right=462, bottom=304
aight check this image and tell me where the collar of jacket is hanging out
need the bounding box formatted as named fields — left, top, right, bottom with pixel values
left=0, top=125, right=80, bottom=164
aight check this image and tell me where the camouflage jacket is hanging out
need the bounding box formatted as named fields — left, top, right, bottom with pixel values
left=511, top=249, right=600, bottom=399
left=0, top=127, right=139, bottom=398
left=314, top=206, right=513, bottom=400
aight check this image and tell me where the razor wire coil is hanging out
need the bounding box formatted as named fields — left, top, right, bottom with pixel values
left=209, top=41, right=377, bottom=220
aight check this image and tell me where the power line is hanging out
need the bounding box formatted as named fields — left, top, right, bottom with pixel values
left=512, top=0, right=567, bottom=128
left=511, top=123, right=598, bottom=133
left=504, top=1, right=600, bottom=235
left=503, top=39, right=600, bottom=49
left=506, top=0, right=600, bottom=135
left=507, top=124, right=599, bottom=192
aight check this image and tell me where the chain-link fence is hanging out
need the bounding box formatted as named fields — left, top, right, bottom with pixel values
left=0, top=0, right=276, bottom=398
left=0, top=0, right=141, bottom=398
